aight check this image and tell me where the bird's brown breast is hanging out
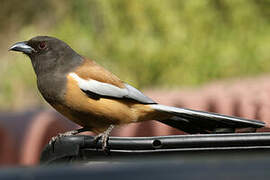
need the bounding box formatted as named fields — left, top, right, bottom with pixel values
left=41, top=58, right=169, bottom=133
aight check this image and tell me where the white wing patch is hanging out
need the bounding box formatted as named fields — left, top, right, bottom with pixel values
left=69, top=73, right=128, bottom=98
left=69, top=72, right=155, bottom=104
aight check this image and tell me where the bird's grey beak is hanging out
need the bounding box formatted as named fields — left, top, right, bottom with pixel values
left=9, top=41, right=35, bottom=54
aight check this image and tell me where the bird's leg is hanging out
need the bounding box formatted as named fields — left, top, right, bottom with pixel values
left=49, top=127, right=88, bottom=145
left=94, top=125, right=115, bottom=151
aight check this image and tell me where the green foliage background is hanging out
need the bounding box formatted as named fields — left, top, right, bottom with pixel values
left=0, top=0, right=270, bottom=110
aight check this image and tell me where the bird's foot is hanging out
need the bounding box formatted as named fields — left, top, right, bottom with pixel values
left=49, top=127, right=87, bottom=146
left=94, top=125, right=114, bottom=153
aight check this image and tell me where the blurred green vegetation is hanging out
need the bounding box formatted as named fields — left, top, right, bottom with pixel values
left=0, top=0, right=270, bottom=110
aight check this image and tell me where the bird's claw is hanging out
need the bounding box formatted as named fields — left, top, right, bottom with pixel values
left=94, top=133, right=109, bottom=152
left=48, top=129, right=81, bottom=146
left=94, top=125, right=114, bottom=153
left=49, top=134, right=59, bottom=146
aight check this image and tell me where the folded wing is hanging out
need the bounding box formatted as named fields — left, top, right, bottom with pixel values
left=69, top=72, right=156, bottom=104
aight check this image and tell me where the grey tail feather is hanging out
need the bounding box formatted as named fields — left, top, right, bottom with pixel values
left=150, top=104, right=265, bottom=134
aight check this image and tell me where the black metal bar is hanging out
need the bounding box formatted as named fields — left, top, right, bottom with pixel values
left=40, top=132, right=270, bottom=164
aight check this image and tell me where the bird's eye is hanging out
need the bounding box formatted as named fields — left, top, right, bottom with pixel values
left=39, top=41, right=46, bottom=49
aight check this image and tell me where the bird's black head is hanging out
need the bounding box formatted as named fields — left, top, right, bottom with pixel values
left=9, top=36, right=82, bottom=76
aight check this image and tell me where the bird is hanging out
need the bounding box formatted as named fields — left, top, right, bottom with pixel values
left=9, top=36, right=265, bottom=150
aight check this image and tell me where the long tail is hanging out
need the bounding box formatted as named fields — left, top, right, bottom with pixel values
left=150, top=104, right=265, bottom=134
